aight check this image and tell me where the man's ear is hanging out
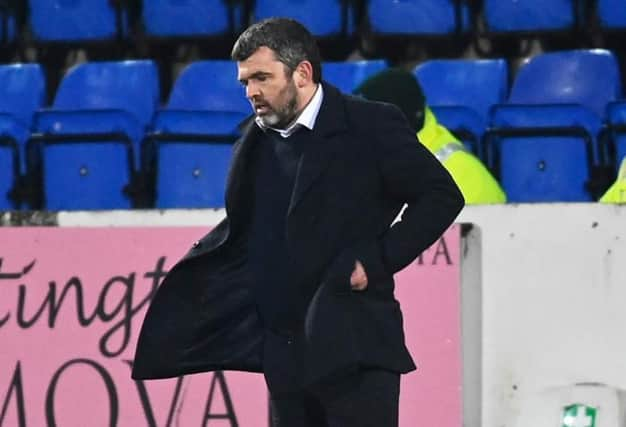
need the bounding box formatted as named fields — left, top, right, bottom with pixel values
left=294, top=61, right=314, bottom=88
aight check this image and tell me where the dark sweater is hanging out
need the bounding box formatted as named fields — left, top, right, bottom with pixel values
left=247, top=127, right=309, bottom=331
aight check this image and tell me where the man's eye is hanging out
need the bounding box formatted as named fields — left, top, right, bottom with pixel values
left=257, top=75, right=267, bottom=82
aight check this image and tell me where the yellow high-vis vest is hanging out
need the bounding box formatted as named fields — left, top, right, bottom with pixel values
left=417, top=107, right=506, bottom=204
left=600, top=157, right=626, bottom=204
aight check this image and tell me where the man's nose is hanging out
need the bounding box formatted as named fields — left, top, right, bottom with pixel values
left=246, top=82, right=260, bottom=99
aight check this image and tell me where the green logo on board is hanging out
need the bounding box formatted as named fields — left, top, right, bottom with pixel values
left=562, top=404, right=597, bottom=427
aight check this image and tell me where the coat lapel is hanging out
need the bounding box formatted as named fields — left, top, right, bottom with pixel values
left=287, top=83, right=349, bottom=216
left=225, top=115, right=261, bottom=219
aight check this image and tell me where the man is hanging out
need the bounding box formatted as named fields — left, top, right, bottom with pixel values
left=133, top=18, right=464, bottom=427
left=354, top=68, right=507, bottom=204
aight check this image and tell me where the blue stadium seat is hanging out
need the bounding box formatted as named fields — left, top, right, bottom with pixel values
left=508, top=49, right=621, bottom=118
left=597, top=0, right=626, bottom=30
left=153, top=60, right=249, bottom=208
left=29, top=0, right=128, bottom=42
left=142, top=0, right=245, bottom=38
left=35, top=60, right=160, bottom=210
left=491, top=105, right=598, bottom=202
left=0, top=64, right=46, bottom=174
left=322, top=60, right=388, bottom=94
left=254, top=0, right=355, bottom=37
left=414, top=58, right=508, bottom=154
left=483, top=0, right=578, bottom=33
left=41, top=142, right=134, bottom=210
left=0, top=64, right=46, bottom=209
left=485, top=50, right=620, bottom=202
left=367, top=0, right=471, bottom=35
left=167, top=60, right=249, bottom=113
left=153, top=111, right=244, bottom=208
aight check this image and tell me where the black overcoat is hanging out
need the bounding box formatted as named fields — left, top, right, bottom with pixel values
left=132, top=83, right=464, bottom=385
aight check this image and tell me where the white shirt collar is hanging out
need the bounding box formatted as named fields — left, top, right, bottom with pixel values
left=255, top=84, right=324, bottom=138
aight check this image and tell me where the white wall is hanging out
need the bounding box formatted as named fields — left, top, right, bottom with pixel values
left=46, top=204, right=626, bottom=427
left=458, top=204, right=626, bottom=427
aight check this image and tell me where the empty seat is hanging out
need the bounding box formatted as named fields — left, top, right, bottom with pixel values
left=414, top=58, right=508, bottom=154
left=486, top=49, right=620, bottom=202
left=0, top=64, right=46, bottom=209
left=154, top=111, right=242, bottom=208
left=254, top=0, right=354, bottom=37
left=142, top=0, right=245, bottom=38
left=500, top=140, right=590, bottom=202
left=0, top=64, right=46, bottom=174
left=492, top=105, right=597, bottom=202
left=323, top=60, right=388, bottom=94
left=28, top=0, right=128, bottom=42
left=152, top=60, right=249, bottom=208
left=483, top=0, right=578, bottom=33
left=597, top=0, right=626, bottom=30
left=508, top=49, right=621, bottom=118
left=42, top=60, right=160, bottom=161
left=35, top=60, right=159, bottom=210
left=367, top=0, right=471, bottom=35
left=41, top=142, right=134, bottom=210
left=167, top=60, right=249, bottom=113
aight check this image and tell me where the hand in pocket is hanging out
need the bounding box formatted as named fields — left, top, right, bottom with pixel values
left=350, top=260, right=368, bottom=291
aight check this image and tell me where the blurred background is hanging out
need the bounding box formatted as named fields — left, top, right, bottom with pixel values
left=1, top=0, right=626, bottom=210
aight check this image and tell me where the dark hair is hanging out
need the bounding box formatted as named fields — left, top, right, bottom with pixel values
left=231, top=18, right=322, bottom=83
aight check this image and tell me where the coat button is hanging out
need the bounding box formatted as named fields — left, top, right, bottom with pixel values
left=192, top=240, right=201, bottom=249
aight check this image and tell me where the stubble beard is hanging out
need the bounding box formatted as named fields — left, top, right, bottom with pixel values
left=256, top=80, right=299, bottom=129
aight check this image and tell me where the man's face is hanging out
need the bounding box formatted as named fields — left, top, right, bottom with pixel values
left=237, top=46, right=299, bottom=128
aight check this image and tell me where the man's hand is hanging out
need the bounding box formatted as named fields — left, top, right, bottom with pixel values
left=350, top=260, right=368, bottom=291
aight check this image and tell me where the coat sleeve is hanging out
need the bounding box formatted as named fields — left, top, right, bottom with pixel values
left=356, top=103, right=465, bottom=279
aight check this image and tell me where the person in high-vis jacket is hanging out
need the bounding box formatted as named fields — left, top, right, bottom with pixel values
left=599, top=156, right=626, bottom=203
left=354, top=68, right=506, bottom=204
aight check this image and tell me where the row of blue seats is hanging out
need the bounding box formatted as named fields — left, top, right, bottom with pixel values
left=2, top=0, right=625, bottom=45
left=0, top=58, right=388, bottom=210
left=420, top=49, right=626, bottom=202
left=1, top=49, right=626, bottom=210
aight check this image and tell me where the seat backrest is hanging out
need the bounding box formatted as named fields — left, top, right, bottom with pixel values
left=168, top=60, right=249, bottom=113
left=43, top=143, right=132, bottom=210
left=499, top=138, right=591, bottom=202
left=142, top=0, right=237, bottom=37
left=254, top=0, right=345, bottom=37
left=54, top=60, right=160, bottom=125
left=484, top=0, right=576, bottom=32
left=598, top=0, right=626, bottom=28
left=509, top=49, right=621, bottom=118
left=368, top=0, right=470, bottom=34
left=0, top=63, right=46, bottom=126
left=29, top=0, right=126, bottom=41
left=414, top=59, right=508, bottom=119
left=323, top=60, right=388, bottom=94
left=156, top=143, right=232, bottom=208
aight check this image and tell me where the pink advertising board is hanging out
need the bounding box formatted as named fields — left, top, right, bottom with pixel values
left=0, top=225, right=460, bottom=426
